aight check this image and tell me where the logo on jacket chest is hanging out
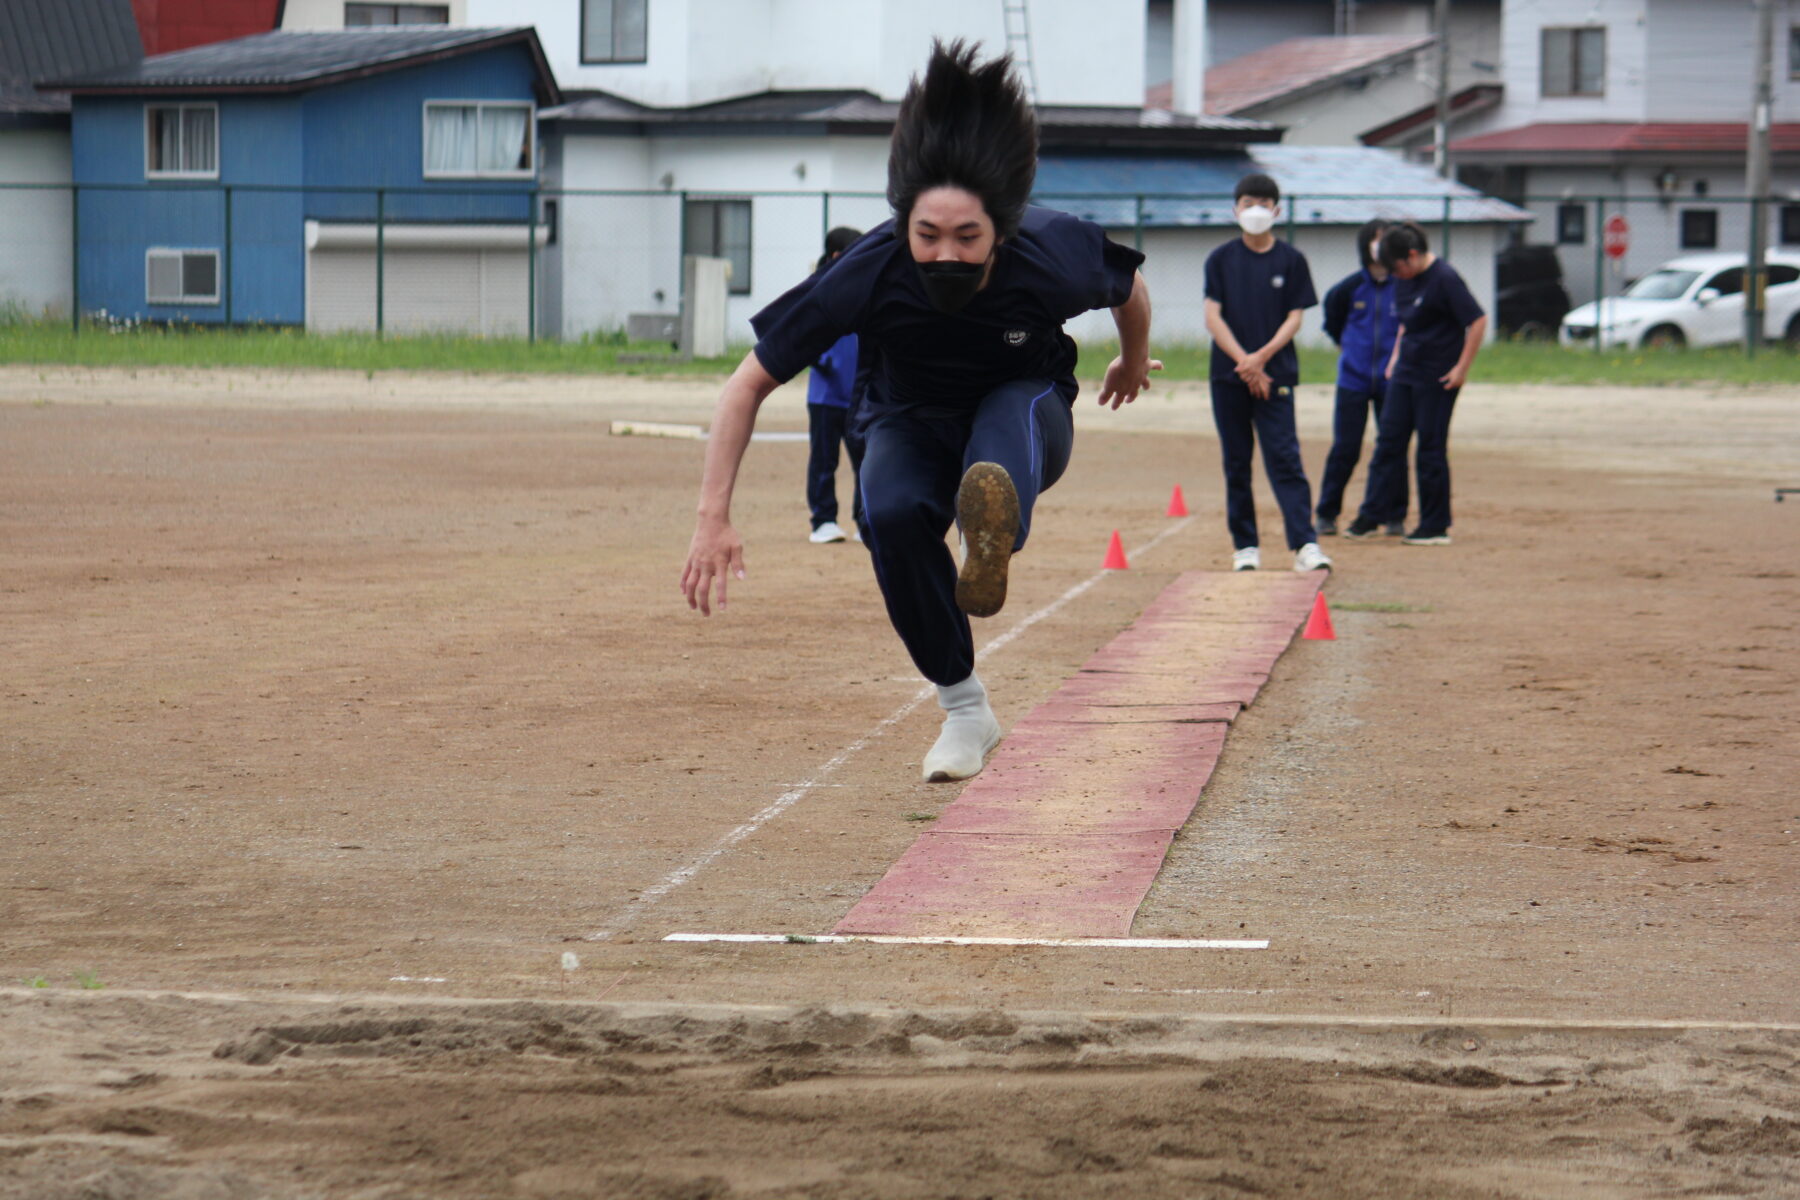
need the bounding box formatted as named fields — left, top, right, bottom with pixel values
left=1004, top=329, right=1030, bottom=346
left=1271, top=275, right=1286, bottom=288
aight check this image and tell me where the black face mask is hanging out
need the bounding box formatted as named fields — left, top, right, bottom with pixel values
left=916, top=258, right=987, bottom=314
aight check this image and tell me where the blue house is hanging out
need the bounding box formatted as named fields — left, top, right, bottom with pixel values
left=45, top=26, right=559, bottom=332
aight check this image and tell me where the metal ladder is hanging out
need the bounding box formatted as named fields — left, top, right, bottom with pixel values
left=1001, top=0, right=1040, bottom=105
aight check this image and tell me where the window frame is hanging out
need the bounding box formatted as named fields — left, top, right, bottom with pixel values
left=345, top=3, right=450, bottom=24
left=580, top=0, right=649, bottom=65
left=1540, top=26, right=1606, bottom=98
left=1555, top=202, right=1587, bottom=245
left=144, top=101, right=220, bottom=180
left=683, top=197, right=753, bottom=296
left=145, top=247, right=221, bottom=306
left=1789, top=24, right=1800, bottom=80
left=1679, top=209, right=1719, bottom=251
left=420, top=99, right=537, bottom=180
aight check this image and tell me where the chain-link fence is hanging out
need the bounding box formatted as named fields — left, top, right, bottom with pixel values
left=4, top=182, right=1794, bottom=355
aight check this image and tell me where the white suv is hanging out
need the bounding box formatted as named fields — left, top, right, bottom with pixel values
left=1559, top=252, right=1800, bottom=349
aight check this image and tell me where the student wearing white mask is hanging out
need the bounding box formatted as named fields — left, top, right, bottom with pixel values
left=1201, top=174, right=1329, bottom=573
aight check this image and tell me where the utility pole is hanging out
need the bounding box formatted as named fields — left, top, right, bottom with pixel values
left=1433, top=0, right=1451, bottom=177
left=1745, top=0, right=1774, bottom=354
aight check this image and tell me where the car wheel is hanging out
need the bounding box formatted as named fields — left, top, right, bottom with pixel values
left=1514, top=320, right=1554, bottom=342
left=1642, top=325, right=1686, bottom=350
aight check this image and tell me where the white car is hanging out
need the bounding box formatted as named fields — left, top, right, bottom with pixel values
left=1559, top=252, right=1800, bottom=349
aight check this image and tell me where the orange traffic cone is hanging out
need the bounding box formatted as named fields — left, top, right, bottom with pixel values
left=1102, top=530, right=1129, bottom=570
left=1301, top=591, right=1335, bottom=640
left=1166, top=484, right=1188, bottom=517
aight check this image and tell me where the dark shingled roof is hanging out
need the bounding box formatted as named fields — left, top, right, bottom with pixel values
left=0, top=0, right=141, bottom=115
left=545, top=89, right=1277, bottom=151
left=39, top=27, right=560, bottom=104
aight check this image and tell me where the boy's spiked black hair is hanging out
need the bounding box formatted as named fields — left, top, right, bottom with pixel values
left=1356, top=218, right=1392, bottom=269
left=1378, top=221, right=1430, bottom=268
left=887, top=40, right=1038, bottom=239
left=1234, top=173, right=1281, bottom=204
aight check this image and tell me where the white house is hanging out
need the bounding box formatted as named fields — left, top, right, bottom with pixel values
left=1448, top=0, right=1800, bottom=309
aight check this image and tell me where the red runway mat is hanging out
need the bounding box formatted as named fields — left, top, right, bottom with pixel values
left=834, top=570, right=1324, bottom=938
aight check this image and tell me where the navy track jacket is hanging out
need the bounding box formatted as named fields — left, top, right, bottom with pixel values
left=1321, top=268, right=1400, bottom=394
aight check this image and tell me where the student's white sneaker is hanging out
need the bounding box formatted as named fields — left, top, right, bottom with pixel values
left=809, top=521, right=847, bottom=544
left=922, top=674, right=1002, bottom=782
left=1231, top=546, right=1261, bottom=572
left=1294, top=542, right=1332, bottom=571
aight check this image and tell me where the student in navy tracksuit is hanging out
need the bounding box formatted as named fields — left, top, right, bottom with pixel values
left=1345, top=222, right=1488, bottom=545
left=1316, top=218, right=1404, bottom=537
left=803, top=226, right=867, bottom=544
left=1202, top=173, right=1330, bottom=574
left=681, top=42, right=1159, bottom=784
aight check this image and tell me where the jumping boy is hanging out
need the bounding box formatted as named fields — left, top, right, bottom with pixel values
left=1202, top=174, right=1330, bottom=572
left=681, top=42, right=1160, bottom=782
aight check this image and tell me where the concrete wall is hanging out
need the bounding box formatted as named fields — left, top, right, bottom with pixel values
left=0, top=129, right=74, bottom=317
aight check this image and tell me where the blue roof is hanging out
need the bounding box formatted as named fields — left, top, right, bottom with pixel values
left=1034, top=145, right=1529, bottom=227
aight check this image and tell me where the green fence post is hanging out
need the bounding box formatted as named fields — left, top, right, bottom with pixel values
left=1134, top=194, right=1145, bottom=253
left=375, top=187, right=386, bottom=340
left=1592, top=196, right=1604, bottom=355
left=1286, top=195, right=1297, bottom=244
left=222, top=185, right=233, bottom=328
left=1441, top=194, right=1452, bottom=261
left=821, top=191, right=831, bottom=250
left=1747, top=196, right=1762, bottom=361
left=525, top=188, right=536, bottom=345
left=70, top=183, right=80, bottom=336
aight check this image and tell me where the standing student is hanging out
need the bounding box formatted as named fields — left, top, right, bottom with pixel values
left=681, top=41, right=1160, bottom=783
left=803, top=226, right=867, bottom=544
left=1202, top=174, right=1330, bottom=573
left=1316, top=218, right=1405, bottom=537
left=1345, top=222, right=1487, bottom=545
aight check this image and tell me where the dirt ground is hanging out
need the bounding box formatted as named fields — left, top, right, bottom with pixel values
left=2, top=364, right=1796, bottom=1198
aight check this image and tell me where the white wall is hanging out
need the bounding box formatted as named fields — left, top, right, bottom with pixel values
left=473, top=0, right=1145, bottom=108
left=1493, top=0, right=1649, bottom=130
left=281, top=0, right=469, bottom=27
left=1252, top=65, right=1437, bottom=146
left=0, top=129, right=74, bottom=317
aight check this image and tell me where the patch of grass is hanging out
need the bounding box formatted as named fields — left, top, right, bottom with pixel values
left=902, top=812, right=938, bottom=822
left=73, top=970, right=105, bottom=990
left=783, top=934, right=817, bottom=944
left=1333, top=602, right=1433, bottom=613
left=22, top=976, right=50, bottom=988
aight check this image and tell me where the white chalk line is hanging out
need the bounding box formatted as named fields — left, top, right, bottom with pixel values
left=586, top=517, right=1196, bottom=941
left=664, top=933, right=1266, bottom=949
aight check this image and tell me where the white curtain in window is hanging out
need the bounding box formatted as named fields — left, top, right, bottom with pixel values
left=478, top=106, right=529, bottom=172
left=181, top=107, right=216, bottom=173
left=425, top=105, right=479, bottom=173
left=583, top=0, right=615, bottom=60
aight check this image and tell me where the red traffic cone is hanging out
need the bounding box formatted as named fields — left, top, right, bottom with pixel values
left=1102, top=530, right=1130, bottom=570
left=1301, top=591, right=1335, bottom=640
left=1166, top=484, right=1188, bottom=517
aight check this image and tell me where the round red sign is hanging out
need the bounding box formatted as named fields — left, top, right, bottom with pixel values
left=1603, top=214, right=1630, bottom=260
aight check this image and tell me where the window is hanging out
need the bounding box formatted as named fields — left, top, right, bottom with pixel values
left=423, top=101, right=534, bottom=177
left=146, top=249, right=219, bottom=305
left=582, top=0, right=648, bottom=63
left=1701, top=268, right=1743, bottom=297
left=1541, top=27, right=1605, bottom=97
left=1767, top=264, right=1800, bottom=286
left=145, top=103, right=217, bottom=177
left=1556, top=203, right=1586, bottom=245
left=684, top=199, right=752, bottom=295
left=345, top=4, right=449, bottom=23
left=1790, top=25, right=1800, bottom=79
left=1680, top=209, right=1718, bottom=250
left=1781, top=204, right=1800, bottom=245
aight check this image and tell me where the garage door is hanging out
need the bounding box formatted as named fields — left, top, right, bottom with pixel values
left=305, top=221, right=545, bottom=336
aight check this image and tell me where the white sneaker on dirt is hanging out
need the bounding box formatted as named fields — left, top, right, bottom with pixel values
left=809, top=521, right=847, bottom=544
left=1294, top=542, right=1332, bottom=571
left=922, top=674, right=1002, bottom=782
left=1231, top=546, right=1261, bottom=572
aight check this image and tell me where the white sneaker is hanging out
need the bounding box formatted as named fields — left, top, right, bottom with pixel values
left=1294, top=542, right=1332, bottom=571
left=809, top=521, right=846, bottom=544
left=1231, top=546, right=1261, bottom=572
left=922, top=674, right=1002, bottom=782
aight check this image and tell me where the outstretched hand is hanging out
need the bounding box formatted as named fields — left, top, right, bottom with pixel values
left=681, top=518, right=746, bottom=616
left=1097, top=356, right=1164, bottom=410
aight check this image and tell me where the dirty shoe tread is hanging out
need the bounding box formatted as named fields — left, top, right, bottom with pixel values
left=954, top=462, right=1020, bottom=619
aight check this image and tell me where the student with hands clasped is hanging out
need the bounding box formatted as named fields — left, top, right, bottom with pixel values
left=680, top=41, right=1160, bottom=784
left=1343, top=222, right=1487, bottom=546
left=1202, top=174, right=1330, bottom=574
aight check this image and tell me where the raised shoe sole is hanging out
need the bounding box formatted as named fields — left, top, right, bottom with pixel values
left=954, top=462, right=1020, bottom=619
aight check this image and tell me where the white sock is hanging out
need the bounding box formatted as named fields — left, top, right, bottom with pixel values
left=921, top=673, right=1001, bottom=782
